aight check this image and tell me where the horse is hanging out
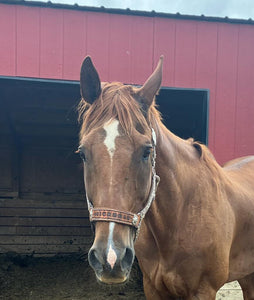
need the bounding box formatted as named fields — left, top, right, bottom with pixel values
left=77, top=55, right=254, bottom=300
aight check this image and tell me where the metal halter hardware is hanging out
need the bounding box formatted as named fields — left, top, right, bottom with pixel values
left=86, top=128, right=160, bottom=241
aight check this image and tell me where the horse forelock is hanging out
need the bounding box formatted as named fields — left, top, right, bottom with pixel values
left=78, top=82, right=161, bottom=139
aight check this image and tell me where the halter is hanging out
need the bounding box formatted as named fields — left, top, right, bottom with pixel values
left=85, top=128, right=160, bottom=241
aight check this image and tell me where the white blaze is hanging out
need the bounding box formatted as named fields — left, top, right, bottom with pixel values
left=103, top=119, right=119, bottom=160
left=107, top=222, right=117, bottom=269
left=104, top=120, right=119, bottom=268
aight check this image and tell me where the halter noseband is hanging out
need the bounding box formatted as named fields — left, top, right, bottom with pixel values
left=86, top=128, right=160, bottom=241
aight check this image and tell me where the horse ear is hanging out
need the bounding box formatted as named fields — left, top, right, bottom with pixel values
left=136, top=55, right=164, bottom=110
left=80, top=56, right=101, bottom=104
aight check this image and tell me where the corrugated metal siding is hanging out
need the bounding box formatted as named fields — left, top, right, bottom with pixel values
left=0, top=3, right=254, bottom=163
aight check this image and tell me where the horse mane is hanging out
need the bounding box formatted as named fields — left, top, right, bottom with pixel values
left=78, top=82, right=162, bottom=138
left=190, top=138, right=223, bottom=178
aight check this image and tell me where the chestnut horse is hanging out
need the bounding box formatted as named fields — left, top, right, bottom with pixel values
left=77, top=56, right=254, bottom=300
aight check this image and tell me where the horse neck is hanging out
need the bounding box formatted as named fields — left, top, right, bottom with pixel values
left=144, top=122, right=223, bottom=245
left=154, top=125, right=196, bottom=211
left=155, top=123, right=200, bottom=196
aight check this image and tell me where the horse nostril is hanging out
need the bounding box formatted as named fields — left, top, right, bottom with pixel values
left=120, top=247, right=134, bottom=271
left=88, top=248, right=103, bottom=272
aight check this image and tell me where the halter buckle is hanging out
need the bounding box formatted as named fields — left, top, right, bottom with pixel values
left=132, top=214, right=139, bottom=226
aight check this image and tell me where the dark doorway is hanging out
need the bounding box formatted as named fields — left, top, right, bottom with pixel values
left=0, top=76, right=87, bottom=255
left=157, top=88, right=209, bottom=145
left=0, top=77, right=209, bottom=198
left=0, top=77, right=209, bottom=199
left=0, top=76, right=208, bottom=255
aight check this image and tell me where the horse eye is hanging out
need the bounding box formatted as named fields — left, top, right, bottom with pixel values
left=142, top=146, right=152, bottom=161
left=79, top=151, right=86, bottom=162
left=76, top=147, right=86, bottom=162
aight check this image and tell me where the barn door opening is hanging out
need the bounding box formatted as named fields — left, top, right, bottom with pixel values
left=0, top=76, right=208, bottom=255
left=0, top=76, right=87, bottom=255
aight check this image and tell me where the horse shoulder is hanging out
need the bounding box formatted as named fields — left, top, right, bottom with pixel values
left=222, top=156, right=254, bottom=280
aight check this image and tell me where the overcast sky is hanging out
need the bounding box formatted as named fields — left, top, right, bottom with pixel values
left=29, top=0, right=254, bottom=19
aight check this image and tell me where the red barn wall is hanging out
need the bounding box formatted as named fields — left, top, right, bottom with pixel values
left=0, top=3, right=254, bottom=164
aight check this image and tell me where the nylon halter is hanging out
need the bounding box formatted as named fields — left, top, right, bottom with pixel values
left=86, top=128, right=160, bottom=241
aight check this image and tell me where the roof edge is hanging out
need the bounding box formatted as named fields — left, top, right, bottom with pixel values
left=1, top=0, right=254, bottom=25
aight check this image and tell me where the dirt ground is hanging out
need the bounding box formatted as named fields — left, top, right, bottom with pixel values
left=0, top=253, right=145, bottom=300
left=0, top=252, right=244, bottom=300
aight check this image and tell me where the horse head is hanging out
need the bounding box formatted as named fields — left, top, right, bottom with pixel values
left=78, top=56, right=163, bottom=284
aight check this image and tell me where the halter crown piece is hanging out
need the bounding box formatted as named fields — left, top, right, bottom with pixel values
left=85, top=128, right=160, bottom=241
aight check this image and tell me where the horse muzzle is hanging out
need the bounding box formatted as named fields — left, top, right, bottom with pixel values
left=88, top=245, right=135, bottom=284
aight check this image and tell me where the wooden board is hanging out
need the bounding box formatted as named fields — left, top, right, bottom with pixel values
left=0, top=198, right=92, bottom=256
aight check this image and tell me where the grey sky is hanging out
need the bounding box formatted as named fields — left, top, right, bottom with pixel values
left=29, top=0, right=254, bottom=19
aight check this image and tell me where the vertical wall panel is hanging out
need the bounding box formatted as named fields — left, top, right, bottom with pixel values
left=214, top=23, right=239, bottom=163
left=108, top=14, right=131, bottom=83
left=16, top=6, right=40, bottom=77
left=235, top=25, right=254, bottom=157
left=174, top=20, right=197, bottom=87
left=86, top=12, right=110, bottom=81
left=62, top=10, right=87, bottom=80
left=129, top=16, right=153, bottom=85
left=195, top=22, right=218, bottom=152
left=39, top=8, right=64, bottom=79
left=154, top=18, right=176, bottom=87
left=0, top=4, right=16, bottom=76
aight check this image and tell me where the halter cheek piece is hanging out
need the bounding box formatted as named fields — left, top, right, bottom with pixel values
left=85, top=128, right=160, bottom=241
